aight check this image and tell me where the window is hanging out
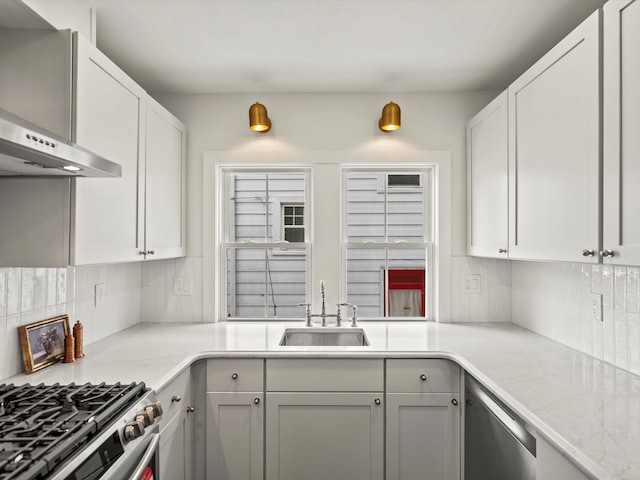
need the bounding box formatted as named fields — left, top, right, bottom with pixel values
left=282, top=205, right=304, bottom=242
left=343, top=169, right=433, bottom=319
left=221, top=170, right=309, bottom=319
left=209, top=154, right=445, bottom=323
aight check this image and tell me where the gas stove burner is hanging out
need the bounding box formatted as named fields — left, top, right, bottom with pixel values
left=0, top=382, right=148, bottom=480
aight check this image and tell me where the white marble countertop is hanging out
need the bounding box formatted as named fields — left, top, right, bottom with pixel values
left=4, top=321, right=639, bottom=480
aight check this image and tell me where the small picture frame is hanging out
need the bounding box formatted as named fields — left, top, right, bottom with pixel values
left=18, top=315, right=70, bottom=374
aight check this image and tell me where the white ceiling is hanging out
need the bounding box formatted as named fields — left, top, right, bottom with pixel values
left=91, top=0, right=606, bottom=94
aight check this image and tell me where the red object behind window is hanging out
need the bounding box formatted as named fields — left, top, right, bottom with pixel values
left=386, top=269, right=425, bottom=317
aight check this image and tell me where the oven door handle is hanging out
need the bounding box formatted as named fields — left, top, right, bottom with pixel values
left=129, top=432, right=160, bottom=480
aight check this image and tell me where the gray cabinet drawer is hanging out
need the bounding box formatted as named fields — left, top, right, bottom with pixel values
left=267, top=358, right=384, bottom=392
left=207, top=358, right=264, bottom=392
left=386, top=359, right=460, bottom=393
left=156, top=368, right=192, bottom=432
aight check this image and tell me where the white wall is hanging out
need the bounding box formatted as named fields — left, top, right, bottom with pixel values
left=0, top=263, right=141, bottom=379
left=155, top=92, right=498, bottom=258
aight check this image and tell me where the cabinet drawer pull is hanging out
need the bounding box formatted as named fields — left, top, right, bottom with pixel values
left=374, top=398, right=381, bottom=406
left=231, top=373, right=239, bottom=380
left=582, top=249, right=595, bottom=257
left=186, top=406, right=195, bottom=413
left=171, top=395, right=181, bottom=403
left=451, top=398, right=459, bottom=406
left=253, top=397, right=260, bottom=405
left=419, top=374, right=427, bottom=381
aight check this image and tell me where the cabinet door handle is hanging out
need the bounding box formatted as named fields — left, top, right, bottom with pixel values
left=374, top=398, right=381, bottom=406
left=253, top=397, right=260, bottom=405
left=186, top=406, right=195, bottom=413
left=420, top=374, right=427, bottom=381
left=171, top=395, right=181, bottom=403
left=600, top=250, right=614, bottom=258
left=231, top=372, right=239, bottom=380
left=498, top=248, right=507, bottom=254
left=451, top=398, right=459, bottom=406
left=148, top=250, right=155, bottom=255
left=582, top=249, right=595, bottom=257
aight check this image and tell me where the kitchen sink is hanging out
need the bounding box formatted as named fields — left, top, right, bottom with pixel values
left=279, top=328, right=370, bottom=346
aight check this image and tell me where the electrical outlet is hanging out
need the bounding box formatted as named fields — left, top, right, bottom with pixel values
left=588, top=293, right=603, bottom=321
left=462, top=274, right=481, bottom=294
left=94, top=283, right=105, bottom=307
left=173, top=277, right=193, bottom=296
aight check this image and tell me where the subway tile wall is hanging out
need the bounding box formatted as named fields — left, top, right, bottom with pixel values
left=141, top=257, right=203, bottom=323
left=450, top=256, right=511, bottom=322
left=0, top=263, right=141, bottom=380
left=511, top=261, right=640, bottom=376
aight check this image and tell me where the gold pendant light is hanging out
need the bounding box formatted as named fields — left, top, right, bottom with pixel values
left=378, top=101, right=401, bottom=132
left=249, top=102, right=272, bottom=133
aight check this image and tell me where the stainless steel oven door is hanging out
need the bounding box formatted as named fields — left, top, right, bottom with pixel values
left=102, top=430, right=160, bottom=480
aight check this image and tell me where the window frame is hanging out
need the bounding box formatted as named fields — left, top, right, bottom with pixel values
left=219, top=167, right=311, bottom=320
left=341, top=166, right=435, bottom=320
left=204, top=150, right=451, bottom=324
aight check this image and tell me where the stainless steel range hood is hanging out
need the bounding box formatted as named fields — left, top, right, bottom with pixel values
left=0, top=108, right=121, bottom=177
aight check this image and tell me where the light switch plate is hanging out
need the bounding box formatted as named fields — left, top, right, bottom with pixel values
left=94, top=283, right=105, bottom=307
left=173, top=277, right=193, bottom=296
left=462, top=274, right=481, bottom=294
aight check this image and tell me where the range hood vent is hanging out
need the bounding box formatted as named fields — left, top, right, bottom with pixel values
left=0, top=108, right=121, bottom=177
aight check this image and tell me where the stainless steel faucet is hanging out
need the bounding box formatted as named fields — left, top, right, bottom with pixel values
left=297, top=280, right=357, bottom=327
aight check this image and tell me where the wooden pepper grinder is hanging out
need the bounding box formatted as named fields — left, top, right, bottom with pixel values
left=73, top=321, right=85, bottom=359
left=63, top=334, right=75, bottom=363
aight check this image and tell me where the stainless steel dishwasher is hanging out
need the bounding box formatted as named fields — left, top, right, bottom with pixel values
left=465, top=376, right=537, bottom=480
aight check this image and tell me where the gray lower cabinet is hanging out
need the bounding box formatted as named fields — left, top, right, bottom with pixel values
left=206, top=392, right=264, bottom=480
left=386, top=359, right=462, bottom=480
left=159, top=410, right=193, bottom=480
left=265, top=358, right=385, bottom=480
left=157, top=368, right=194, bottom=480
left=386, top=394, right=460, bottom=480
left=265, top=392, right=384, bottom=480
left=206, top=359, right=265, bottom=480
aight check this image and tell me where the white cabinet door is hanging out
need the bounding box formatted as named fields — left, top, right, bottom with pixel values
left=144, top=97, right=186, bottom=260
left=265, top=393, right=384, bottom=480
left=387, top=393, right=460, bottom=480
left=508, top=10, right=600, bottom=263
left=71, top=32, right=146, bottom=265
left=207, top=392, right=264, bottom=480
left=467, top=91, right=509, bottom=258
left=603, top=0, right=640, bottom=265
left=159, top=409, right=193, bottom=480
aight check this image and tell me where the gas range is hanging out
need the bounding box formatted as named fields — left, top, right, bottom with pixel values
left=0, top=382, right=162, bottom=480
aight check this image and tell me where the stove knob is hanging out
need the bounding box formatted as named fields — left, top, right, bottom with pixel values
left=144, top=406, right=157, bottom=423
left=148, top=401, right=163, bottom=418
left=136, top=410, right=154, bottom=427
left=124, top=418, right=145, bottom=441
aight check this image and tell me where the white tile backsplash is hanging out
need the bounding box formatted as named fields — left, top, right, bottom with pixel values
left=0, top=263, right=141, bottom=380
left=450, top=257, right=511, bottom=323
left=140, top=257, right=203, bottom=323
left=512, top=260, right=640, bottom=377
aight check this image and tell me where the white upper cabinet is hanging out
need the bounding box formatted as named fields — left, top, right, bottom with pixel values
left=467, top=91, right=509, bottom=258
left=72, top=32, right=146, bottom=265
left=508, top=10, right=601, bottom=263
left=602, top=0, right=640, bottom=265
left=144, top=97, right=187, bottom=260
